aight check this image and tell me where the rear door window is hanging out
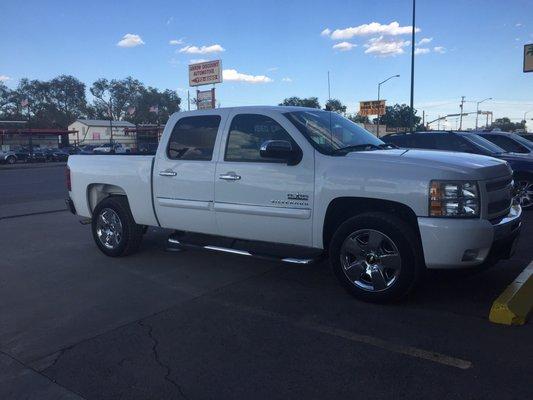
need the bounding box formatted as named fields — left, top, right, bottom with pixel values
left=482, top=135, right=528, bottom=153
left=167, top=115, right=221, bottom=160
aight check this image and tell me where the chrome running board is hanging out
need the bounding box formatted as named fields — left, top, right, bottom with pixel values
left=167, top=237, right=316, bottom=264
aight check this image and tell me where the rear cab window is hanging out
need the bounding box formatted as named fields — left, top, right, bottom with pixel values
left=167, top=115, right=221, bottom=160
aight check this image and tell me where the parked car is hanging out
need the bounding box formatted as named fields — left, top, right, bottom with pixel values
left=475, top=131, right=533, bottom=156
left=382, top=131, right=533, bottom=209
left=93, top=143, right=129, bottom=154
left=0, top=149, right=18, bottom=164
left=519, top=133, right=533, bottom=143
left=43, top=148, right=70, bottom=162
left=27, top=149, right=47, bottom=163
left=12, top=147, right=31, bottom=162
left=66, top=107, right=521, bottom=303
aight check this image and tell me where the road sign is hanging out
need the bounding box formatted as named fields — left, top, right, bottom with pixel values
left=359, top=100, right=386, bottom=116
left=197, top=88, right=215, bottom=110
left=524, top=44, right=533, bottom=73
left=189, top=60, right=222, bottom=86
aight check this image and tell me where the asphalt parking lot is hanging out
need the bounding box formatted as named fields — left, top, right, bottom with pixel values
left=1, top=165, right=532, bottom=400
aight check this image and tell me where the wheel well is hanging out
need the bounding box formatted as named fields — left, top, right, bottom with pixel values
left=322, top=197, right=421, bottom=249
left=87, top=184, right=127, bottom=214
left=513, top=171, right=533, bottom=182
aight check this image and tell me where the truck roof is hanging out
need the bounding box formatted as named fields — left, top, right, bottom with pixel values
left=174, top=105, right=322, bottom=115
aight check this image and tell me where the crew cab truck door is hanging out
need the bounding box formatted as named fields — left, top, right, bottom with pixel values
left=153, top=111, right=227, bottom=234
left=214, top=111, right=315, bottom=247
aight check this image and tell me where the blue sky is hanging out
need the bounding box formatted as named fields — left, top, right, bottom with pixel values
left=1, top=0, right=532, bottom=129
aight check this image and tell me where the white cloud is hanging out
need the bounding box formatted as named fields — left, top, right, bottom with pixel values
left=417, top=37, right=433, bottom=45
left=282, top=77, right=292, bottom=82
left=364, top=36, right=410, bottom=56
left=166, top=17, right=174, bottom=25
left=223, top=69, right=273, bottom=83
left=179, top=44, right=225, bottom=54
left=433, top=46, right=446, bottom=53
left=415, top=47, right=430, bottom=55
left=515, top=23, right=523, bottom=27
left=324, top=21, right=420, bottom=40
left=117, top=33, right=145, bottom=48
left=332, top=41, right=357, bottom=51
left=190, top=58, right=208, bottom=64
left=0, top=75, right=11, bottom=82
left=169, top=38, right=184, bottom=45
left=267, top=67, right=279, bottom=72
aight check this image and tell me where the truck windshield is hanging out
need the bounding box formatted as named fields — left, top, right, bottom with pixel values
left=284, top=110, right=384, bottom=155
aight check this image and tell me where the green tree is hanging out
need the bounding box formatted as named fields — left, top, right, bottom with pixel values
left=373, top=104, right=421, bottom=129
left=489, top=117, right=525, bottom=132
left=89, top=77, right=145, bottom=120
left=127, top=87, right=181, bottom=124
left=45, top=75, right=87, bottom=127
left=279, top=96, right=321, bottom=109
left=324, top=98, right=347, bottom=114
left=347, top=113, right=370, bottom=124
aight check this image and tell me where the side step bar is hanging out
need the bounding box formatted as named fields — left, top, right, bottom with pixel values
left=167, top=237, right=316, bottom=265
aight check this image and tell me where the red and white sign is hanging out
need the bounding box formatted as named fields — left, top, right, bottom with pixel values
left=197, top=88, right=215, bottom=110
left=189, top=60, right=222, bottom=86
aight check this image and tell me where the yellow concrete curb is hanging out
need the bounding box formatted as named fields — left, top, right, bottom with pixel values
left=489, top=261, right=533, bottom=325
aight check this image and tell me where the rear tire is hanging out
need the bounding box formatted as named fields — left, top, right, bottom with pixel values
left=329, top=212, right=424, bottom=303
left=6, top=156, right=16, bottom=164
left=92, top=196, right=144, bottom=257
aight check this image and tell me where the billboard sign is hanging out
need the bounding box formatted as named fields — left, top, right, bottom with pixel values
left=189, top=60, right=222, bottom=86
left=197, top=88, right=215, bottom=110
left=524, top=44, right=533, bottom=73
left=359, top=100, right=386, bottom=116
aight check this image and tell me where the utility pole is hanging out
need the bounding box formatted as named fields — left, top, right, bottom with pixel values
left=327, top=71, right=331, bottom=102
left=437, top=115, right=441, bottom=130
left=459, top=96, right=465, bottom=130
left=187, top=90, right=190, bottom=111
left=422, top=110, right=425, bottom=128
left=409, top=0, right=416, bottom=133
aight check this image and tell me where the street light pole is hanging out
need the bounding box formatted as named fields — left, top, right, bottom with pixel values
left=409, top=0, right=416, bottom=133
left=475, top=97, right=492, bottom=130
left=376, top=74, right=400, bottom=137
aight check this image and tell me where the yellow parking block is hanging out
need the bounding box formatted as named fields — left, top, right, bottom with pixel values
left=489, top=262, right=533, bottom=325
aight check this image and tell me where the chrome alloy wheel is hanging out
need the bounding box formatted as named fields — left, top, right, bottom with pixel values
left=340, top=229, right=402, bottom=292
left=515, top=181, right=533, bottom=209
left=96, top=208, right=123, bottom=250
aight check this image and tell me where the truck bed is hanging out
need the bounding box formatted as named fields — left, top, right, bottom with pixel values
left=68, top=155, right=158, bottom=226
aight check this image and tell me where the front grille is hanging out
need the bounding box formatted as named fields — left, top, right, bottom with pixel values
left=485, top=176, right=513, bottom=219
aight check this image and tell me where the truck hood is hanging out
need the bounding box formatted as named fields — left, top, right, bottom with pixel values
left=345, top=148, right=511, bottom=180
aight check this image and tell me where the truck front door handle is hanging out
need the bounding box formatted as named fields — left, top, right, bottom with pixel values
left=219, top=173, right=241, bottom=181
left=159, top=169, right=177, bottom=177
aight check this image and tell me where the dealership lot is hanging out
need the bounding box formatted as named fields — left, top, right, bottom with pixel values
left=1, top=165, right=532, bottom=399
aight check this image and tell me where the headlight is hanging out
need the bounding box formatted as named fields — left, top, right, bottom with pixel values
left=429, top=180, right=479, bottom=217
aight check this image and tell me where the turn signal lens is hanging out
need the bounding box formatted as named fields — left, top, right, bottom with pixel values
left=429, top=180, right=479, bottom=217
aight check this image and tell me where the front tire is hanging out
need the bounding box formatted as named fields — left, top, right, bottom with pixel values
left=329, top=212, right=424, bottom=303
left=515, top=177, right=533, bottom=210
left=6, top=156, right=16, bottom=164
left=92, top=196, right=144, bottom=257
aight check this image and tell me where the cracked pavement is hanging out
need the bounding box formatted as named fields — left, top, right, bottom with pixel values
left=1, top=163, right=532, bottom=399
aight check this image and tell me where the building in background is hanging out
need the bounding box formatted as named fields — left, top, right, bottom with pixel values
left=68, top=119, right=135, bottom=147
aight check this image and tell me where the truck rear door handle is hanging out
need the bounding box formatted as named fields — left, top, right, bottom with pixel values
left=219, top=173, right=241, bottom=181
left=159, top=169, right=177, bottom=177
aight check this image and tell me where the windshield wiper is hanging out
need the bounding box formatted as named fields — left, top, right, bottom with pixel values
left=332, top=144, right=381, bottom=154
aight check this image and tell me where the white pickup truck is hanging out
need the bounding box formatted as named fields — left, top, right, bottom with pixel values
left=66, top=106, right=521, bottom=302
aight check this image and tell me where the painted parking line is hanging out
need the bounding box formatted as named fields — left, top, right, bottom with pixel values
left=489, top=261, right=533, bottom=326
left=215, top=300, right=473, bottom=370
